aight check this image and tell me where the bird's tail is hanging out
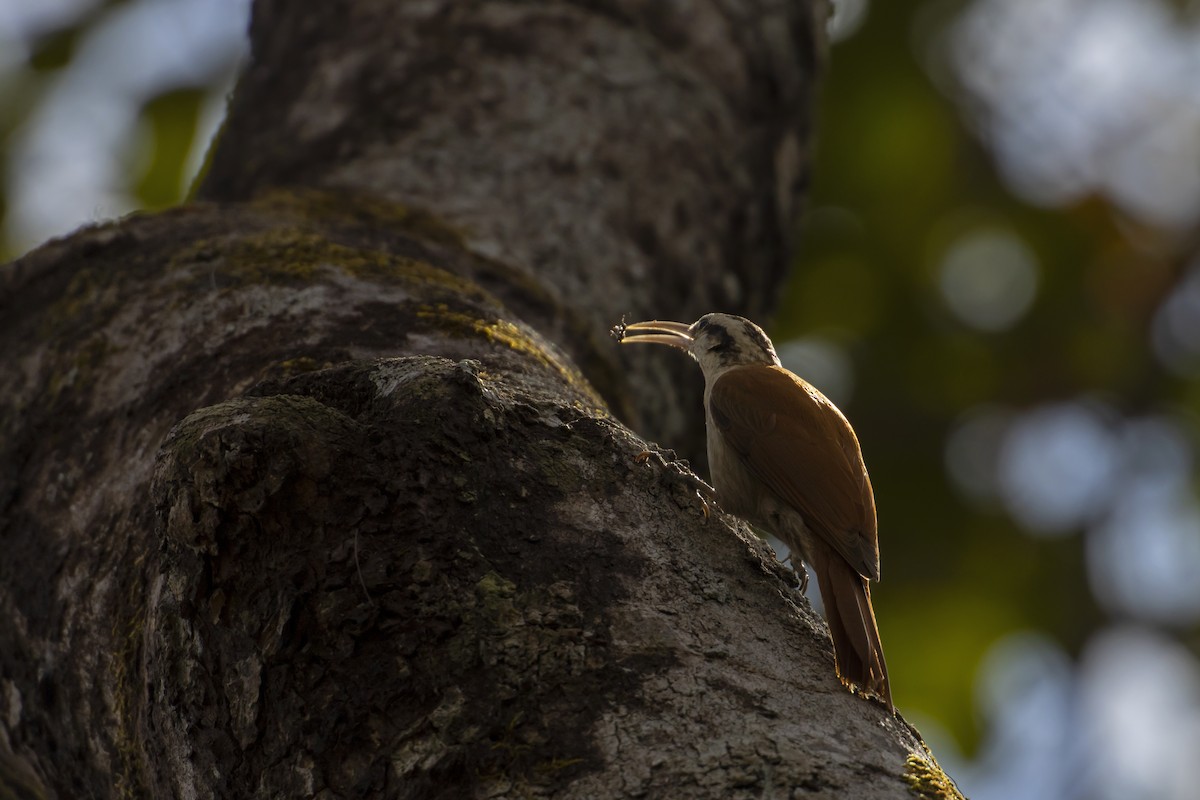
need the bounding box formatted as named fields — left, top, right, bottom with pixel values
left=811, top=542, right=892, bottom=711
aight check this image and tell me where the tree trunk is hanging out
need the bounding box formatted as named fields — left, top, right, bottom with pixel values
left=0, top=1, right=959, bottom=798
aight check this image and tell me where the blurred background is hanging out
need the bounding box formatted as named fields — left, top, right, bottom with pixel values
left=2, top=1, right=1199, bottom=797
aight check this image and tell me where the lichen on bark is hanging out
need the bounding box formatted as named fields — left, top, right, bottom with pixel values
left=0, top=1, right=963, bottom=797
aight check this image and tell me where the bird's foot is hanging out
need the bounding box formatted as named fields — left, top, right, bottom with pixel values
left=782, top=552, right=810, bottom=594
left=633, top=444, right=679, bottom=466
left=633, top=445, right=717, bottom=519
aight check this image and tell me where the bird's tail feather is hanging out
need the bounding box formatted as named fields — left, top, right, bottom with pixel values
left=811, top=542, right=892, bottom=711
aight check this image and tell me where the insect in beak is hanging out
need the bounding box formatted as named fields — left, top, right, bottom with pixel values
left=611, top=319, right=693, bottom=351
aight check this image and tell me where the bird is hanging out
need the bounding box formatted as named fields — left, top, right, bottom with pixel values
left=615, top=312, right=892, bottom=709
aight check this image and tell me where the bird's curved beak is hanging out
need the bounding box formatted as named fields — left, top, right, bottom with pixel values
left=613, top=319, right=693, bottom=351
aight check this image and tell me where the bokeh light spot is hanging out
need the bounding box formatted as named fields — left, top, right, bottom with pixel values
left=944, top=404, right=1013, bottom=505
left=1151, top=262, right=1200, bottom=376
left=1082, top=627, right=1200, bottom=800
left=827, top=0, right=870, bottom=43
left=997, top=402, right=1118, bottom=536
left=950, top=632, right=1075, bottom=800
left=776, top=337, right=855, bottom=408
left=1087, top=417, right=1200, bottom=624
left=940, top=0, right=1200, bottom=230
left=938, top=228, right=1038, bottom=331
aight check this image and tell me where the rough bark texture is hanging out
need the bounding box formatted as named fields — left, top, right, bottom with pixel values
left=200, top=0, right=822, bottom=452
left=0, top=1, right=961, bottom=799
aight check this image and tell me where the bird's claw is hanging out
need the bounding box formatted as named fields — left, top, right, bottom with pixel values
left=633, top=446, right=679, bottom=467
left=783, top=552, right=810, bottom=594
left=633, top=444, right=715, bottom=519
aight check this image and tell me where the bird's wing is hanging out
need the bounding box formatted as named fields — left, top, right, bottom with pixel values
left=708, top=364, right=880, bottom=581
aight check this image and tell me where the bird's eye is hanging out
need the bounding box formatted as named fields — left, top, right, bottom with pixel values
left=707, top=341, right=728, bottom=353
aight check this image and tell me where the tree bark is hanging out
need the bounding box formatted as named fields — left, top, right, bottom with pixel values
left=0, top=1, right=960, bottom=798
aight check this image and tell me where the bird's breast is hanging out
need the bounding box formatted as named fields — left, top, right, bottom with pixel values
left=706, top=418, right=766, bottom=521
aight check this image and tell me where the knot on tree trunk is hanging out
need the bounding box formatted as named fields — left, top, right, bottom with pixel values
left=145, top=356, right=634, bottom=798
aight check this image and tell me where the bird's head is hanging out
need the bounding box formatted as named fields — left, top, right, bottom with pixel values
left=615, top=312, right=781, bottom=377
